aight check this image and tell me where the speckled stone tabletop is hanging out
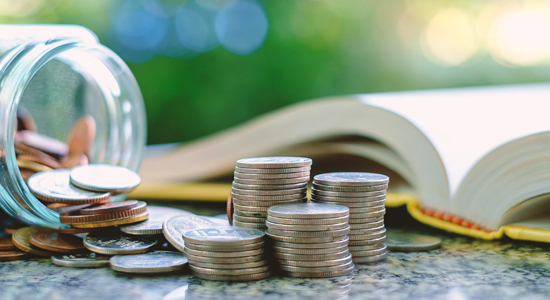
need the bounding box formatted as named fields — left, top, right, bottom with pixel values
left=1, top=205, right=550, bottom=300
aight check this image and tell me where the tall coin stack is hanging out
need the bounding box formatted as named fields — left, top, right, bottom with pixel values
left=231, top=157, right=312, bottom=230
left=266, top=202, right=355, bottom=278
left=183, top=226, right=271, bottom=281
left=311, top=172, right=389, bottom=264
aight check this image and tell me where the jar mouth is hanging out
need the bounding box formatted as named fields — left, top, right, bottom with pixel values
left=0, top=39, right=146, bottom=227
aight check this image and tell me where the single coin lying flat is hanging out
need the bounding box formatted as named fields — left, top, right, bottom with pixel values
left=70, top=164, right=141, bottom=193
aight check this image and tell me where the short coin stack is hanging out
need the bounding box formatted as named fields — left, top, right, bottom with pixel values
left=183, top=226, right=270, bottom=281
left=311, top=172, right=389, bottom=263
left=266, top=202, right=355, bottom=278
left=231, top=157, right=312, bottom=230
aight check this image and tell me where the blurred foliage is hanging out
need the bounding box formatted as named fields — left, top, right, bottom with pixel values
left=2, top=0, right=550, bottom=144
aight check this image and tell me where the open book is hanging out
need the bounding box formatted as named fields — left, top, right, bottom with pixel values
left=136, top=84, right=550, bottom=242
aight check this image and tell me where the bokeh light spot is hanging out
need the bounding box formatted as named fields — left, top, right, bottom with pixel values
left=174, top=0, right=219, bottom=53
left=215, top=0, right=268, bottom=55
left=422, top=8, right=478, bottom=66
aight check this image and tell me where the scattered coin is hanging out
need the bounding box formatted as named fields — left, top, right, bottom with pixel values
left=83, top=228, right=157, bottom=255
left=12, top=227, right=55, bottom=256
left=30, top=231, right=85, bottom=253
left=162, top=215, right=217, bottom=252
left=386, top=230, right=442, bottom=252
left=313, top=172, right=389, bottom=187
left=0, top=236, right=16, bottom=250
left=51, top=252, right=110, bottom=268
left=236, top=157, right=312, bottom=169
left=110, top=251, right=188, bottom=274
left=70, top=164, right=141, bottom=193
left=27, top=170, right=110, bottom=204
left=0, top=250, right=30, bottom=261
left=121, top=205, right=194, bottom=235
left=80, top=200, right=139, bottom=215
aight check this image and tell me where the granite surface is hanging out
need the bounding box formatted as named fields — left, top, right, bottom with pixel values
left=1, top=206, right=550, bottom=300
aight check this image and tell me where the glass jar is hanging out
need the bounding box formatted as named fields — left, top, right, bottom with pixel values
left=0, top=25, right=146, bottom=228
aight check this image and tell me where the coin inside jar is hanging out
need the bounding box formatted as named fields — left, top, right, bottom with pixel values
left=79, top=200, right=139, bottom=215
left=70, top=164, right=141, bottom=194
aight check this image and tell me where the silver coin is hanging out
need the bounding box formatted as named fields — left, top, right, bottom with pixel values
left=234, top=176, right=310, bottom=185
left=235, top=166, right=310, bottom=174
left=234, top=171, right=310, bottom=179
left=183, top=226, right=265, bottom=246
left=186, top=253, right=264, bottom=264
left=349, top=225, right=385, bottom=235
left=109, top=251, right=188, bottom=274
left=273, top=237, right=348, bottom=249
left=278, top=254, right=352, bottom=267
left=233, top=203, right=269, bottom=212
left=233, top=198, right=306, bottom=207
left=312, top=182, right=388, bottom=192
left=267, top=225, right=350, bottom=237
left=162, top=215, right=217, bottom=252
left=51, top=252, right=110, bottom=268
left=349, top=220, right=384, bottom=229
left=193, top=271, right=271, bottom=281
left=348, top=235, right=386, bottom=246
left=385, top=230, right=442, bottom=252
left=233, top=214, right=266, bottom=223
left=274, top=250, right=350, bottom=261
left=349, top=216, right=384, bottom=224
left=27, top=170, right=110, bottom=203
left=236, top=157, right=312, bottom=169
left=348, top=242, right=385, bottom=252
left=267, top=202, right=349, bottom=219
left=190, top=264, right=269, bottom=275
left=188, top=260, right=268, bottom=270
left=266, top=232, right=348, bottom=244
left=279, top=260, right=354, bottom=273
left=231, top=192, right=306, bottom=201
left=352, top=251, right=387, bottom=263
left=185, top=241, right=264, bottom=252
left=348, top=205, right=388, bottom=214
left=348, top=228, right=386, bottom=241
left=266, top=221, right=348, bottom=232
left=232, top=182, right=308, bottom=190
left=84, top=229, right=157, bottom=255
left=311, top=200, right=385, bottom=208
left=267, top=215, right=348, bottom=225
left=311, top=188, right=387, bottom=198
left=349, top=209, right=385, bottom=219
left=274, top=244, right=348, bottom=255
left=282, top=265, right=354, bottom=278
left=313, top=172, right=389, bottom=186
left=233, top=209, right=267, bottom=218
left=311, top=193, right=387, bottom=203
left=232, top=187, right=307, bottom=196
left=70, top=164, right=141, bottom=193
left=184, top=247, right=263, bottom=258
left=121, top=206, right=195, bottom=235
left=349, top=245, right=387, bottom=257
left=314, top=200, right=386, bottom=209
left=232, top=220, right=267, bottom=229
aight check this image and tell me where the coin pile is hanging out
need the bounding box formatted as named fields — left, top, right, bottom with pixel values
left=266, top=202, right=355, bottom=278
left=230, top=157, right=312, bottom=230
left=311, top=172, right=389, bottom=263
left=183, top=226, right=271, bottom=281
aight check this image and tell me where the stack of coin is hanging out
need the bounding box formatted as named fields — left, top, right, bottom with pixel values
left=266, top=202, right=355, bottom=278
left=231, top=157, right=312, bottom=230
left=183, top=226, right=271, bottom=281
left=311, top=172, right=389, bottom=263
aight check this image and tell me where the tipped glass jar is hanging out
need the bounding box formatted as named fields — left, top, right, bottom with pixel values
left=0, top=25, right=146, bottom=228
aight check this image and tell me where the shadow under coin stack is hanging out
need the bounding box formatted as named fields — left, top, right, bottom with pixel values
left=266, top=202, right=355, bottom=278
left=311, top=172, right=389, bottom=264
left=231, top=157, right=312, bottom=230
left=183, top=226, right=271, bottom=281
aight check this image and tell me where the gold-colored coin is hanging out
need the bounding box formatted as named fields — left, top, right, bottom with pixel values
left=17, top=160, right=52, bottom=173
left=12, top=227, right=55, bottom=257
left=71, top=213, right=148, bottom=228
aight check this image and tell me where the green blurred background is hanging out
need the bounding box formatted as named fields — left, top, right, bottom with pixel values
left=2, top=0, right=550, bottom=145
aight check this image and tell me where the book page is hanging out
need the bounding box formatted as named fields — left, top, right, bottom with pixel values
left=358, top=84, right=550, bottom=196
